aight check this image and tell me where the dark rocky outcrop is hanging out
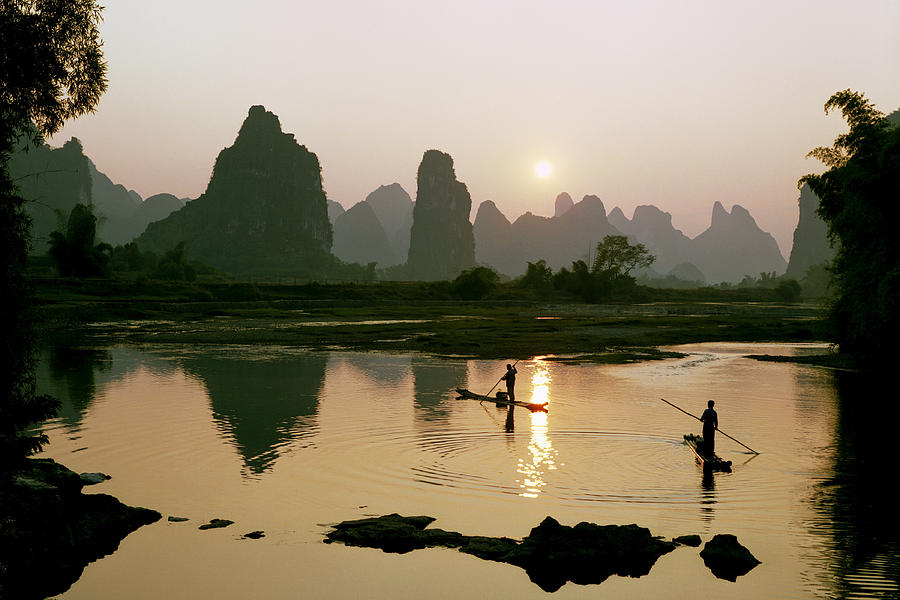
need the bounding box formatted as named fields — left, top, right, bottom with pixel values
left=553, top=192, right=574, bottom=217
left=691, top=202, right=787, bottom=284
left=79, top=472, right=111, bottom=485
left=199, top=518, right=234, bottom=530
left=503, top=517, right=677, bottom=591
left=137, top=105, right=333, bottom=276
left=0, top=459, right=161, bottom=599
left=324, top=513, right=458, bottom=554
left=332, top=200, right=398, bottom=267
left=785, top=184, right=834, bottom=279
left=672, top=534, right=702, bottom=547
left=325, top=514, right=678, bottom=592
left=407, top=150, right=475, bottom=280
left=699, top=534, right=761, bottom=581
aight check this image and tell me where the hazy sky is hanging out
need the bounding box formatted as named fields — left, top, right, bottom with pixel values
left=51, top=0, right=900, bottom=257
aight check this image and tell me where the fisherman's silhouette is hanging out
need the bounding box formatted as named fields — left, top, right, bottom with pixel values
left=699, top=400, right=718, bottom=456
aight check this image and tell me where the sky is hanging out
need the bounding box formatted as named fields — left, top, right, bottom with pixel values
left=51, top=0, right=900, bottom=258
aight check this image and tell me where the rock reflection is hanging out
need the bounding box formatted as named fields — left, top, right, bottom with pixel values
left=338, top=353, right=411, bottom=388
left=411, top=357, right=467, bottom=422
left=178, top=352, right=326, bottom=476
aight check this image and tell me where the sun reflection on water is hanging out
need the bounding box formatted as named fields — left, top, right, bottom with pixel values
left=517, top=362, right=559, bottom=498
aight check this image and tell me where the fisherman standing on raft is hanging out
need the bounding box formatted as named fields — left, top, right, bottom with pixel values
left=501, top=363, right=517, bottom=402
left=699, top=400, right=718, bottom=456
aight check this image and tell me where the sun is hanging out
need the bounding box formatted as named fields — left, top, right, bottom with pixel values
left=535, top=162, right=552, bottom=178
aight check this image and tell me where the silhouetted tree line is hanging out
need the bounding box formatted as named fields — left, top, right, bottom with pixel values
left=800, top=90, right=900, bottom=355
left=1, top=0, right=107, bottom=474
left=517, top=236, right=656, bottom=302
left=47, top=203, right=111, bottom=276
left=451, top=266, right=500, bottom=300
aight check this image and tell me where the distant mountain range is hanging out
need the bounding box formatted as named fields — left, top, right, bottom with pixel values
left=329, top=185, right=793, bottom=284
left=474, top=194, right=620, bottom=277
left=13, top=111, right=850, bottom=284
left=474, top=195, right=787, bottom=283
left=8, top=135, right=186, bottom=251
left=330, top=183, right=412, bottom=267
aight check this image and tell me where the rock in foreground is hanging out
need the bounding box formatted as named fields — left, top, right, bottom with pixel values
left=325, top=514, right=676, bottom=592
left=0, top=459, right=161, bottom=600
left=700, top=534, right=761, bottom=581
left=503, top=517, right=677, bottom=591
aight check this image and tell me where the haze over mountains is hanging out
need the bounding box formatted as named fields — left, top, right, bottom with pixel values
left=10, top=104, right=841, bottom=284
left=8, top=134, right=186, bottom=251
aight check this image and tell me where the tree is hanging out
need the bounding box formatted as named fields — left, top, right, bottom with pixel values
left=1, top=1, right=108, bottom=148
left=452, top=266, right=499, bottom=300
left=47, top=203, right=111, bottom=277
left=152, top=242, right=197, bottom=281
left=774, top=278, right=802, bottom=303
left=519, top=259, right=553, bottom=294
left=1, top=0, right=107, bottom=474
left=591, top=235, right=655, bottom=278
left=799, top=90, right=900, bottom=355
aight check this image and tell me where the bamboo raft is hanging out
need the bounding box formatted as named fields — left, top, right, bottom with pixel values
left=455, top=388, right=548, bottom=412
left=683, top=434, right=732, bottom=472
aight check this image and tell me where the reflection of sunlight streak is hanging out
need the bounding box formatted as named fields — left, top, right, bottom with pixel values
left=518, top=364, right=558, bottom=497
left=530, top=362, right=551, bottom=406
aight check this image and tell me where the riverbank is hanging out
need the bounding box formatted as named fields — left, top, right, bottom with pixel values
left=34, top=277, right=831, bottom=361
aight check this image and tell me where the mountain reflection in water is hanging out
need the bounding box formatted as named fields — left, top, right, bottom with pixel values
left=34, top=343, right=899, bottom=600
left=178, top=351, right=326, bottom=475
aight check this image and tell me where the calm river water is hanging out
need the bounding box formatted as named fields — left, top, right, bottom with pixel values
left=36, top=342, right=899, bottom=599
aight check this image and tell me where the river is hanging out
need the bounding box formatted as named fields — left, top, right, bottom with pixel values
left=36, top=342, right=899, bottom=599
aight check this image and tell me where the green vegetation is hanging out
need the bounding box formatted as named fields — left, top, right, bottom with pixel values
left=800, top=90, right=900, bottom=356
left=517, top=237, right=655, bottom=303
left=1, top=0, right=107, bottom=474
left=47, top=203, right=111, bottom=277
left=151, top=242, right=197, bottom=281
left=773, top=278, right=802, bottom=303
left=452, top=266, right=500, bottom=300
left=31, top=276, right=831, bottom=361
left=591, top=235, right=655, bottom=277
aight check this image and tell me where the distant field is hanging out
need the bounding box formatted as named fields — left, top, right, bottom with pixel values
left=33, top=277, right=832, bottom=361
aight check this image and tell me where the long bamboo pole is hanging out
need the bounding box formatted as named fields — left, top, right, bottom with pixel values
left=483, top=359, right=520, bottom=399
left=660, top=398, right=759, bottom=454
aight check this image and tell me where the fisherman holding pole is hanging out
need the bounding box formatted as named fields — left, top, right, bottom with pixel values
left=660, top=397, right=758, bottom=455
left=501, top=363, right=517, bottom=402
left=699, top=400, right=718, bottom=456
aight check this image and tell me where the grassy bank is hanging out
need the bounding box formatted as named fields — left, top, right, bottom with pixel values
left=33, top=277, right=832, bottom=361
